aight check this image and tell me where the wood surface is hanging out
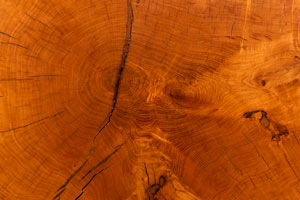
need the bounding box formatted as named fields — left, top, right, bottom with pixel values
left=1, top=0, right=300, bottom=199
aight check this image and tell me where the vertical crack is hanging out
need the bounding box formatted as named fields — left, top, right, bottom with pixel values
left=54, top=1, right=134, bottom=199
left=144, top=163, right=150, bottom=186
left=242, top=133, right=270, bottom=169
left=216, top=139, right=243, bottom=175
left=283, top=152, right=300, bottom=182
left=93, top=0, right=134, bottom=143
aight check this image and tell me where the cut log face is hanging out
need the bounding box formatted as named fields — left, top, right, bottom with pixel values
left=1, top=0, right=300, bottom=199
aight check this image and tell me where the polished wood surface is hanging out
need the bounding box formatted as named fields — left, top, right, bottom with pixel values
left=1, top=0, right=300, bottom=199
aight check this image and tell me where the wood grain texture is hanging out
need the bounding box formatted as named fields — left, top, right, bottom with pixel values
left=1, top=0, right=300, bottom=199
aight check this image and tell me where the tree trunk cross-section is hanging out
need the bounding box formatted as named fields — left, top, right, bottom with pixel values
left=1, top=0, right=300, bottom=199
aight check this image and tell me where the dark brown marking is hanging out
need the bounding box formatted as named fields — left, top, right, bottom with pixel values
left=149, top=184, right=160, bottom=195
left=144, top=163, right=150, bottom=186
left=0, top=31, right=15, bottom=38
left=74, top=192, right=83, bottom=200
left=159, top=176, right=166, bottom=187
left=259, top=111, right=270, bottom=128
left=93, top=0, right=134, bottom=143
left=0, top=42, right=29, bottom=49
left=81, top=143, right=123, bottom=180
left=0, top=111, right=64, bottom=135
left=55, top=159, right=88, bottom=197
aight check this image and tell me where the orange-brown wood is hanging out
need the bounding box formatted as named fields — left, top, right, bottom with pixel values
left=1, top=0, right=300, bottom=199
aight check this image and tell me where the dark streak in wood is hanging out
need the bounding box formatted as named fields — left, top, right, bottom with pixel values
left=159, top=176, right=166, bottom=187
left=242, top=133, right=270, bottom=169
left=25, top=13, right=51, bottom=29
left=294, top=132, right=300, bottom=147
left=0, top=42, right=29, bottom=49
left=250, top=178, right=256, bottom=188
left=55, top=159, right=88, bottom=194
left=74, top=192, right=83, bottom=200
left=149, top=184, right=160, bottom=195
left=81, top=143, right=124, bottom=180
left=231, top=16, right=236, bottom=38
left=0, top=78, right=33, bottom=82
left=243, top=110, right=261, bottom=118
left=243, top=110, right=289, bottom=141
left=283, top=152, right=300, bottom=182
left=0, top=31, right=15, bottom=38
left=259, top=111, right=270, bottom=129
left=30, top=74, right=60, bottom=78
left=52, top=188, right=65, bottom=200
left=81, top=167, right=109, bottom=191
left=93, top=0, right=134, bottom=143
left=0, top=111, right=64, bottom=135
left=216, top=140, right=243, bottom=175
left=23, top=54, right=42, bottom=60
left=144, top=163, right=150, bottom=186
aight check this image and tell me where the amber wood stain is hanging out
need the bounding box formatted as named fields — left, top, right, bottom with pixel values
left=1, top=0, right=300, bottom=199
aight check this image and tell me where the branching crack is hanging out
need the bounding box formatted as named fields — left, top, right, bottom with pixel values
left=53, top=1, right=134, bottom=199
left=53, top=159, right=88, bottom=200
left=74, top=166, right=110, bottom=200
left=81, top=143, right=124, bottom=180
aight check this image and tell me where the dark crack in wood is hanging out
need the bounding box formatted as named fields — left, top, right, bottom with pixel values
left=243, top=110, right=261, bottom=118
left=93, top=0, right=134, bottom=143
left=25, top=12, right=51, bottom=29
left=250, top=178, right=256, bottom=188
left=283, top=152, right=300, bottom=182
left=81, top=143, right=124, bottom=180
left=54, top=159, right=88, bottom=200
left=259, top=111, right=270, bottom=129
left=0, top=42, right=29, bottom=49
left=0, top=111, right=64, bottom=135
left=81, top=166, right=109, bottom=191
left=294, top=132, right=300, bottom=147
left=23, top=54, right=42, bottom=60
left=74, top=192, right=83, bottom=200
left=0, top=31, right=15, bottom=38
left=52, top=188, right=65, bottom=200
left=144, top=163, right=150, bottom=186
left=216, top=140, right=243, bottom=175
left=243, top=110, right=289, bottom=141
left=230, top=16, right=236, bottom=38
left=242, top=133, right=270, bottom=169
left=0, top=78, right=33, bottom=82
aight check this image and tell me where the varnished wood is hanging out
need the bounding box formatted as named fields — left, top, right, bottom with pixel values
left=1, top=0, right=300, bottom=199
